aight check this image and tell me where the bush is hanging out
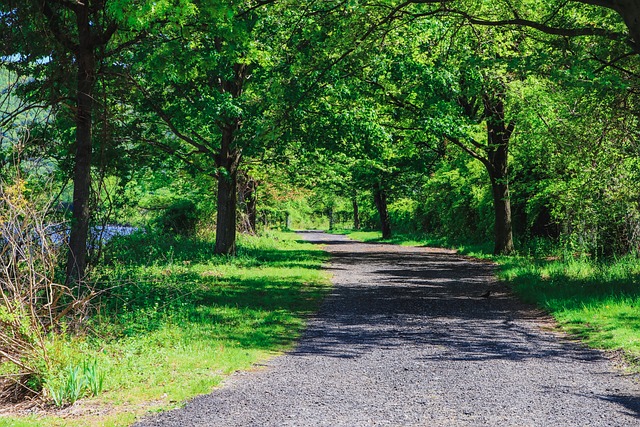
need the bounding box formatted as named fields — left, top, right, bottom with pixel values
left=388, top=198, right=419, bottom=233
left=154, top=199, right=198, bottom=236
left=416, top=160, right=493, bottom=243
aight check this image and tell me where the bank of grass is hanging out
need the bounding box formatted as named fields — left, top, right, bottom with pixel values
left=334, top=229, right=640, bottom=368
left=0, top=231, right=330, bottom=427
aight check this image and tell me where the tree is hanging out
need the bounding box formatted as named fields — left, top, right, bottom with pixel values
left=123, top=0, right=304, bottom=255
left=540, top=0, right=639, bottom=52
left=0, top=0, right=131, bottom=284
left=437, top=0, right=637, bottom=53
left=449, top=82, right=515, bottom=254
left=333, top=10, right=521, bottom=253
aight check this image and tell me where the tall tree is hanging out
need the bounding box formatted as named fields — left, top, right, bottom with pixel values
left=123, top=0, right=299, bottom=255
left=0, top=0, right=126, bottom=284
left=334, top=10, right=521, bottom=253
left=449, top=81, right=516, bottom=254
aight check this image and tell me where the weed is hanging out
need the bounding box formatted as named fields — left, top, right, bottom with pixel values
left=65, top=365, right=86, bottom=404
left=45, top=361, right=97, bottom=407
left=83, top=360, right=105, bottom=397
left=46, top=383, right=66, bottom=408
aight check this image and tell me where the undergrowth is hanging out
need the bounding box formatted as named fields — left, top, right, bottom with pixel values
left=335, top=229, right=640, bottom=369
left=0, top=230, right=330, bottom=426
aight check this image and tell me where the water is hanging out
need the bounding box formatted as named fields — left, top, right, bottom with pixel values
left=91, top=224, right=138, bottom=243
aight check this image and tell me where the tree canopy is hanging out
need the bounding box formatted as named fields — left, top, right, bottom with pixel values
left=1, top=0, right=638, bottom=263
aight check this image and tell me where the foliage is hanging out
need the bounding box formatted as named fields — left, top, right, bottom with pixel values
left=153, top=199, right=199, bottom=237
left=44, top=359, right=105, bottom=407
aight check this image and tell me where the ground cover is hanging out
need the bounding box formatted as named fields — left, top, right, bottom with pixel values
left=333, top=229, right=640, bottom=369
left=0, top=231, right=330, bottom=427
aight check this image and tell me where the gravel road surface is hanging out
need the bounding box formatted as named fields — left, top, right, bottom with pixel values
left=134, top=231, right=640, bottom=426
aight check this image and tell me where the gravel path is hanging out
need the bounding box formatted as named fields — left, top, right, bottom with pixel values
left=134, top=231, right=640, bottom=426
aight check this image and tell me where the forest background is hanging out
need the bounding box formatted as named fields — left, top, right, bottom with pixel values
left=1, top=0, right=640, bottom=425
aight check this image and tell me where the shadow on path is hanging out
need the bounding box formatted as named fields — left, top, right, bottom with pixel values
left=134, top=231, right=640, bottom=427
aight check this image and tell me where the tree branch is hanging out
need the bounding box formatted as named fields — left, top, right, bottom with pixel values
left=448, top=10, right=628, bottom=42
left=125, top=74, right=214, bottom=156
left=140, top=138, right=217, bottom=178
left=238, top=0, right=279, bottom=18
left=446, top=135, right=492, bottom=171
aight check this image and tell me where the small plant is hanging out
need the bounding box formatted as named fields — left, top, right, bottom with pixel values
left=83, top=359, right=105, bottom=396
left=65, top=365, right=86, bottom=405
left=154, top=199, right=199, bottom=236
left=45, top=360, right=104, bottom=407
left=47, top=383, right=66, bottom=408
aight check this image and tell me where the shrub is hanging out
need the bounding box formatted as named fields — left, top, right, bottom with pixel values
left=388, top=198, right=419, bottom=233
left=154, top=199, right=198, bottom=236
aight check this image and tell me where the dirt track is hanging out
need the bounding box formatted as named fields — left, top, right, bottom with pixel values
left=134, top=231, right=640, bottom=426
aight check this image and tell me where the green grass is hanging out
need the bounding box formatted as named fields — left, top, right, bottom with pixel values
left=499, top=255, right=640, bottom=361
left=336, top=228, right=640, bottom=368
left=1, top=231, right=330, bottom=426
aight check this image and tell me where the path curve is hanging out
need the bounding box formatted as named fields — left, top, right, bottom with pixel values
left=134, top=231, right=640, bottom=426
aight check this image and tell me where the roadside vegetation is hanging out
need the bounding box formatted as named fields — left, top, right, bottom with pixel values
left=0, top=231, right=329, bottom=426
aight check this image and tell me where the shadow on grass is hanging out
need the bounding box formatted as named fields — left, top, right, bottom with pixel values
left=103, top=231, right=329, bottom=269
left=94, top=232, right=330, bottom=353
left=500, top=257, right=640, bottom=308
left=98, top=273, right=328, bottom=351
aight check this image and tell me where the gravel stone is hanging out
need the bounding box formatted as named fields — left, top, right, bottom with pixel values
left=134, top=231, right=640, bottom=426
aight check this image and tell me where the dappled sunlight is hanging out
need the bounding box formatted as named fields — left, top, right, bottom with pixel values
left=291, top=232, right=580, bottom=363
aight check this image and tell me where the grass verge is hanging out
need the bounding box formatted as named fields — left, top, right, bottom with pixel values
left=334, top=229, right=640, bottom=369
left=0, top=231, right=330, bottom=426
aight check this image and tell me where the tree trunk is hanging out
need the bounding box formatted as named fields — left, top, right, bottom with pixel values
left=576, top=0, right=640, bottom=52
left=238, top=174, right=258, bottom=234
left=246, top=178, right=257, bottom=235
left=214, top=61, right=246, bottom=255
left=373, top=185, right=392, bottom=239
left=485, top=92, right=515, bottom=255
left=215, top=124, right=241, bottom=255
left=353, top=196, right=360, bottom=230
left=620, top=1, right=640, bottom=50
left=490, top=176, right=514, bottom=255
left=328, top=207, right=335, bottom=230
left=66, top=6, right=95, bottom=285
